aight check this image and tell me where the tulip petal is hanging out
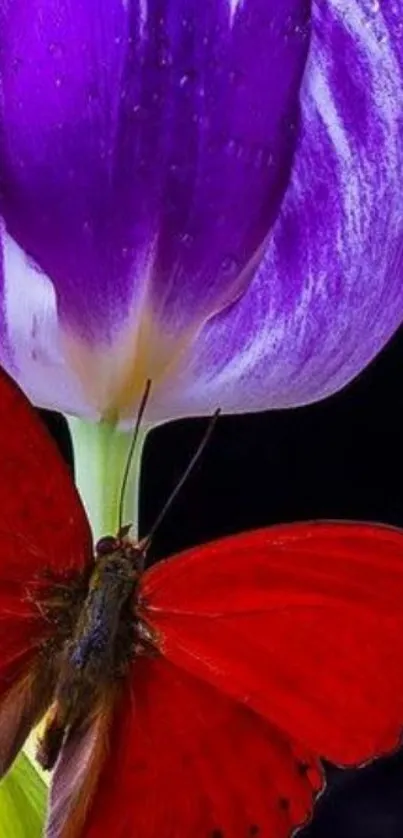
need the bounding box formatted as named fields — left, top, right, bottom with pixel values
left=1, top=1, right=403, bottom=422
left=0, top=232, right=90, bottom=417
left=0, top=0, right=310, bottom=343
left=155, top=0, right=403, bottom=416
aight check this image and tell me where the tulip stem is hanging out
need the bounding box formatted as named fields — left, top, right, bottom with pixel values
left=66, top=417, right=147, bottom=542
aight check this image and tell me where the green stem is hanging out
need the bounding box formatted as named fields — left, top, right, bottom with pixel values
left=66, top=418, right=147, bottom=541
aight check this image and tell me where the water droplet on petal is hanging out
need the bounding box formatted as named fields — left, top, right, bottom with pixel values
left=180, top=232, right=193, bottom=247
left=220, top=255, right=239, bottom=276
left=49, top=42, right=63, bottom=59
left=226, top=138, right=245, bottom=160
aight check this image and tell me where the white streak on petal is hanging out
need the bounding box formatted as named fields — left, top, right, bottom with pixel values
left=1, top=233, right=92, bottom=417
left=228, top=0, right=244, bottom=22
left=150, top=0, right=403, bottom=419
left=138, top=0, right=148, bottom=36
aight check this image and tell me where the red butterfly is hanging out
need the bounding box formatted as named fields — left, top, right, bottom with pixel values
left=1, top=367, right=403, bottom=838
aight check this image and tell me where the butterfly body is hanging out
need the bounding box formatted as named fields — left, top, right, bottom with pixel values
left=36, top=539, right=151, bottom=772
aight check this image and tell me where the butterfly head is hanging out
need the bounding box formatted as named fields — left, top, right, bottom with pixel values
left=95, top=526, right=147, bottom=580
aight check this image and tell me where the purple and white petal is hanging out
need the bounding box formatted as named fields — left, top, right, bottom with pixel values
left=1, top=0, right=403, bottom=423
left=0, top=0, right=310, bottom=342
left=0, top=229, right=89, bottom=417
left=153, top=0, right=403, bottom=418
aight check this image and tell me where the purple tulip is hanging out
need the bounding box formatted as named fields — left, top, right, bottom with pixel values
left=0, top=1, right=402, bottom=423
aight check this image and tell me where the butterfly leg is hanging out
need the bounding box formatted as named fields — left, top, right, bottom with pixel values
left=36, top=701, right=67, bottom=771
left=131, top=638, right=159, bottom=658
left=23, top=586, right=53, bottom=623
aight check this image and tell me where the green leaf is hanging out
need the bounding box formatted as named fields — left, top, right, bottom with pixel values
left=0, top=754, right=46, bottom=838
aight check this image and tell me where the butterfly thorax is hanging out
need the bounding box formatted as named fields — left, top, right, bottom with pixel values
left=67, top=551, right=137, bottom=679
left=36, top=540, right=149, bottom=771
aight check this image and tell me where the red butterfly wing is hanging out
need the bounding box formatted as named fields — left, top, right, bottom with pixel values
left=80, top=656, right=322, bottom=838
left=66, top=522, right=403, bottom=838
left=0, top=367, right=91, bottom=582
left=140, top=522, right=403, bottom=767
left=46, top=688, right=117, bottom=838
left=0, top=368, right=91, bottom=763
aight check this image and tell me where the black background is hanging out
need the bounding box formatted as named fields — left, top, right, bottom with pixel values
left=40, top=324, right=403, bottom=838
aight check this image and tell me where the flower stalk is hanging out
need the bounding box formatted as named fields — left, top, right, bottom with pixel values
left=66, top=417, right=147, bottom=542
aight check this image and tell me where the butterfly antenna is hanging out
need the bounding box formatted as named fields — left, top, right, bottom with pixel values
left=118, top=379, right=152, bottom=533
left=141, top=409, right=221, bottom=551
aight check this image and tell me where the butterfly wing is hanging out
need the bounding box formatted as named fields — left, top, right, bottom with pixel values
left=0, top=368, right=92, bottom=771
left=78, top=655, right=322, bottom=838
left=0, top=367, right=91, bottom=584
left=0, top=660, right=57, bottom=776
left=140, top=521, right=403, bottom=767
left=49, top=523, right=403, bottom=838
left=46, top=688, right=117, bottom=838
